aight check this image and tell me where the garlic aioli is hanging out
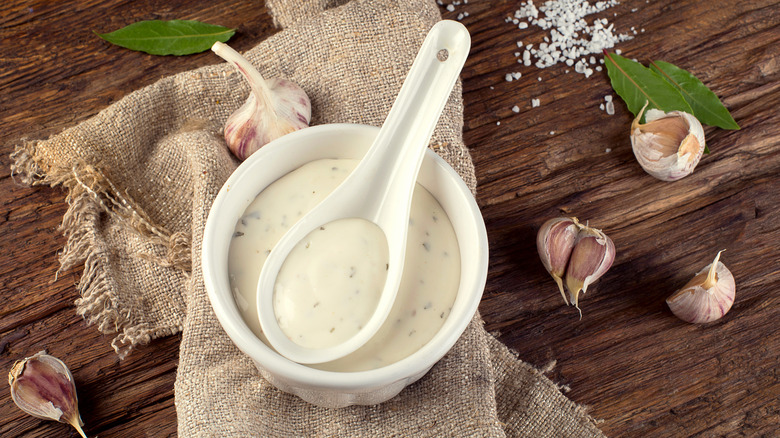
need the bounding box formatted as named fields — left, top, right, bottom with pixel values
left=274, top=218, right=389, bottom=349
left=228, top=159, right=460, bottom=372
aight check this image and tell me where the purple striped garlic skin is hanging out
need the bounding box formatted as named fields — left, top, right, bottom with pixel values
left=537, top=217, right=615, bottom=316
left=537, top=217, right=580, bottom=304
left=213, top=42, right=311, bottom=161
left=9, top=351, right=87, bottom=438
left=667, top=251, right=735, bottom=324
left=564, top=225, right=615, bottom=311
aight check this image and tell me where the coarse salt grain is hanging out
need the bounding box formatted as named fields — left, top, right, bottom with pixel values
left=512, top=105, right=521, bottom=113
left=605, top=148, right=612, bottom=153
left=497, top=121, right=501, bottom=125
left=505, top=0, right=631, bottom=79
left=606, top=100, right=615, bottom=115
left=604, top=95, right=613, bottom=102
left=532, top=98, right=540, bottom=107
left=599, top=103, right=605, bottom=110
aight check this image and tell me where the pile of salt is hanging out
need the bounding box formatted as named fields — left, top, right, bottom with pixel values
left=506, top=0, right=632, bottom=79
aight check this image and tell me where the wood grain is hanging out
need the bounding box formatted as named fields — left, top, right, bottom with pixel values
left=1, top=0, right=778, bottom=436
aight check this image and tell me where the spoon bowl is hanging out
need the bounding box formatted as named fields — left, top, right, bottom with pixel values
left=256, top=20, right=471, bottom=364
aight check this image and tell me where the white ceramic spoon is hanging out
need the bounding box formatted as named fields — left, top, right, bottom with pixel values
left=256, top=20, right=470, bottom=364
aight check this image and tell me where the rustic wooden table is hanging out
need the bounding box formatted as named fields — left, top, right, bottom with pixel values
left=1, top=0, right=778, bottom=436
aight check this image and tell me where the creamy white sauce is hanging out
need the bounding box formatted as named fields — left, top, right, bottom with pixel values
left=228, top=159, right=460, bottom=372
left=274, top=218, right=389, bottom=349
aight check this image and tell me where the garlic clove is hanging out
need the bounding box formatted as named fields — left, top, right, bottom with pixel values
left=537, top=217, right=580, bottom=304
left=667, top=250, right=735, bottom=324
left=537, top=217, right=615, bottom=315
left=212, top=41, right=311, bottom=161
left=631, top=101, right=706, bottom=181
left=9, top=351, right=87, bottom=438
left=564, top=224, right=615, bottom=313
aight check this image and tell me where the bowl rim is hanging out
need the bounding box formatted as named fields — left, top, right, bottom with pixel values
left=203, top=123, right=488, bottom=390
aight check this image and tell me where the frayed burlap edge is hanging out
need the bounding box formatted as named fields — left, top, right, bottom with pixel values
left=486, top=330, right=605, bottom=436
left=10, top=140, right=190, bottom=358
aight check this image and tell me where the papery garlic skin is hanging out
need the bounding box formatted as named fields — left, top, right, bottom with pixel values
left=213, top=42, right=311, bottom=161
left=8, top=351, right=87, bottom=438
left=537, top=217, right=615, bottom=314
left=667, top=251, right=735, bottom=324
left=564, top=225, right=615, bottom=310
left=631, top=102, right=706, bottom=181
left=537, top=217, right=580, bottom=304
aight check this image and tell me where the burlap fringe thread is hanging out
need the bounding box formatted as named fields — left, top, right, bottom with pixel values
left=10, top=140, right=190, bottom=359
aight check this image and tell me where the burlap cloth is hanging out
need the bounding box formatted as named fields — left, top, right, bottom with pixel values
left=11, top=0, right=605, bottom=436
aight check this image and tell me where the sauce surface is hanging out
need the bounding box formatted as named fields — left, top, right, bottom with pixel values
left=228, top=159, right=460, bottom=372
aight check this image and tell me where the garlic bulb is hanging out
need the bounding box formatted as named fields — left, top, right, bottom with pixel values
left=537, top=217, right=615, bottom=314
left=667, top=250, right=735, bottom=324
left=631, top=101, right=706, bottom=181
left=9, top=351, right=87, bottom=438
left=212, top=41, right=311, bottom=161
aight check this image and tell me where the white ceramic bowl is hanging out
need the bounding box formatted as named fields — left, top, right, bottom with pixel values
left=203, top=124, right=488, bottom=408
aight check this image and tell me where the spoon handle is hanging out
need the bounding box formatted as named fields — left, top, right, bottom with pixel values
left=359, top=20, right=470, bottom=221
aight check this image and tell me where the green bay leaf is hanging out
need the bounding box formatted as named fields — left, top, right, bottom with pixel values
left=96, top=20, right=235, bottom=56
left=603, top=52, right=692, bottom=121
left=650, top=60, right=740, bottom=130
